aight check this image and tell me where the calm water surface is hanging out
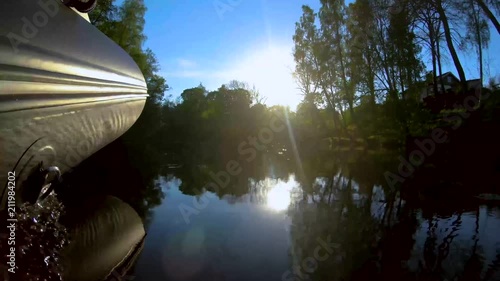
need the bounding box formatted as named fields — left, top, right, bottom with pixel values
left=28, top=140, right=498, bottom=281
left=131, top=169, right=500, bottom=281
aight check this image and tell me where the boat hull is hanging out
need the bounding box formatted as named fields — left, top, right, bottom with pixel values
left=0, top=0, right=148, bottom=208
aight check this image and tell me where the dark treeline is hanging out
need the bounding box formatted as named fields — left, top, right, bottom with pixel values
left=90, top=0, right=500, bottom=152
left=81, top=0, right=500, bottom=206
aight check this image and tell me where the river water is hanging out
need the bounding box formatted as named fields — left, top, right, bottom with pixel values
left=129, top=153, right=500, bottom=281
left=3, top=140, right=499, bottom=281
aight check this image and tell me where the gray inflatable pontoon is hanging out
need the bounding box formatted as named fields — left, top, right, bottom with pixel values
left=0, top=0, right=148, bottom=209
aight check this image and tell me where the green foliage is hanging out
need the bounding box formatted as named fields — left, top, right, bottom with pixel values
left=89, top=0, right=116, bottom=30
left=290, top=0, right=500, bottom=142
left=90, top=0, right=499, bottom=174
left=292, top=0, right=429, bottom=140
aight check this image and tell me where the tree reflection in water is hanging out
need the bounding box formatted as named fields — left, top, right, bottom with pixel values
left=55, top=137, right=500, bottom=281
left=59, top=137, right=165, bottom=230
left=158, top=146, right=499, bottom=281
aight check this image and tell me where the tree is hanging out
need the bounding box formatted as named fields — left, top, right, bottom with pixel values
left=387, top=0, right=423, bottom=97
left=371, top=0, right=400, bottom=97
left=319, top=0, right=356, bottom=119
left=347, top=0, right=378, bottom=107
left=435, top=0, right=468, bottom=91
left=89, top=0, right=116, bottom=28
left=226, top=80, right=266, bottom=104
left=293, top=6, right=338, bottom=131
left=461, top=0, right=491, bottom=89
left=412, top=0, right=443, bottom=94
left=475, top=0, right=500, bottom=35
left=293, top=6, right=320, bottom=100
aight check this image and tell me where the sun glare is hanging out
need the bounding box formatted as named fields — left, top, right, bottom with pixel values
left=229, top=45, right=301, bottom=109
left=265, top=176, right=299, bottom=212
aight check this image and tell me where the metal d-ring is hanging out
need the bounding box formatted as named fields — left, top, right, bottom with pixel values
left=36, top=166, right=62, bottom=204
left=62, top=0, right=98, bottom=13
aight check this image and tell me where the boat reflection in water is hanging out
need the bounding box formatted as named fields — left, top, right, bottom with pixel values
left=60, top=196, right=145, bottom=281
left=0, top=194, right=145, bottom=281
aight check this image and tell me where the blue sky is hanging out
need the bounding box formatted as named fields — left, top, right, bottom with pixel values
left=140, top=0, right=500, bottom=110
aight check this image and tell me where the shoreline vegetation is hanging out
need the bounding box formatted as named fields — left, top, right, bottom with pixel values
left=85, top=0, right=500, bottom=201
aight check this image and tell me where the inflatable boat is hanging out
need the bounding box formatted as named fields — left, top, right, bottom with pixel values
left=2, top=195, right=146, bottom=280
left=0, top=0, right=148, bottom=209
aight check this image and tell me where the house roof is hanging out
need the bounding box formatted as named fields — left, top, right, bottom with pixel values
left=437, top=71, right=455, bottom=79
left=466, top=79, right=482, bottom=89
left=434, top=72, right=481, bottom=87
left=438, top=71, right=452, bottom=77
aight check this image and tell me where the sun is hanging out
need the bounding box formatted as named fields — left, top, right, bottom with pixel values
left=267, top=184, right=292, bottom=211
left=228, top=44, right=302, bottom=110
left=265, top=176, right=299, bottom=212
